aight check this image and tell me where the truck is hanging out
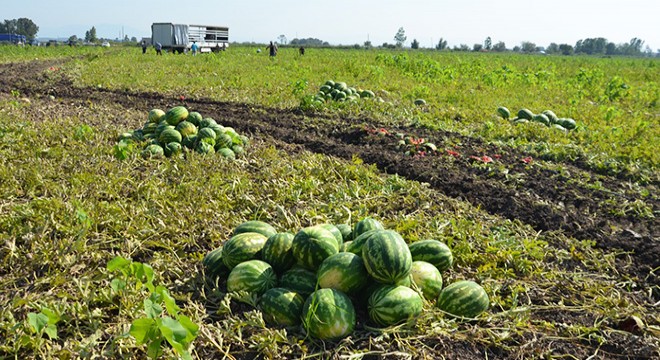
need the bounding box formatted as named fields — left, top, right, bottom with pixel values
left=151, top=23, right=229, bottom=53
left=0, top=33, right=27, bottom=44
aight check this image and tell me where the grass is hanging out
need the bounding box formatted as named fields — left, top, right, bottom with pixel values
left=0, top=47, right=658, bottom=358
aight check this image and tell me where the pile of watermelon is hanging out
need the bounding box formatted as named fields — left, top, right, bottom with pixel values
left=116, top=106, right=249, bottom=159
left=203, top=217, right=490, bottom=340
left=497, top=106, right=577, bottom=131
left=310, top=80, right=378, bottom=106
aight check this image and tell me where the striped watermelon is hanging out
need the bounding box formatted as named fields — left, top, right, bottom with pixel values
left=202, top=246, right=226, bottom=278
left=291, top=225, right=339, bottom=270
left=343, top=229, right=381, bottom=255
left=234, top=220, right=277, bottom=238
left=217, top=148, right=236, bottom=160
left=319, top=224, right=343, bottom=247
left=353, top=217, right=384, bottom=238
left=408, top=240, right=453, bottom=272
left=164, top=106, right=189, bottom=126
left=279, top=267, right=317, bottom=297
left=148, top=109, right=166, bottom=123
left=517, top=108, right=534, bottom=120
left=221, top=232, right=268, bottom=270
left=195, top=142, right=215, bottom=155
left=367, top=285, right=423, bottom=327
left=197, top=128, right=217, bottom=143
left=226, top=260, right=277, bottom=295
left=175, top=121, right=198, bottom=137
left=362, top=230, right=412, bottom=284
left=410, top=261, right=443, bottom=301
left=497, top=106, right=510, bottom=119
left=199, top=117, right=217, bottom=128
left=339, top=241, right=352, bottom=252
left=158, top=128, right=182, bottom=144
left=187, top=111, right=203, bottom=126
left=436, top=280, right=489, bottom=319
left=542, top=110, right=559, bottom=124
left=317, top=252, right=369, bottom=295
left=262, top=232, right=296, bottom=273
left=302, top=288, right=356, bottom=340
left=215, top=133, right=233, bottom=149
left=164, top=142, right=183, bottom=158
left=259, top=287, right=305, bottom=327
left=336, top=224, right=353, bottom=242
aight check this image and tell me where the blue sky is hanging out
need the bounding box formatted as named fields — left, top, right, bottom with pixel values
left=6, top=0, right=660, bottom=50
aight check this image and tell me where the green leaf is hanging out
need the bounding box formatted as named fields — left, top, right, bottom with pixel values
left=107, top=256, right=131, bottom=272
left=177, top=315, right=200, bottom=343
left=158, top=287, right=180, bottom=317
left=129, top=318, right=158, bottom=345
left=160, top=316, right=189, bottom=344
left=40, top=308, right=61, bottom=325
left=146, top=337, right=164, bottom=360
left=143, top=298, right=163, bottom=319
left=27, top=312, right=48, bottom=334
left=110, top=278, right=127, bottom=292
left=44, top=324, right=58, bottom=340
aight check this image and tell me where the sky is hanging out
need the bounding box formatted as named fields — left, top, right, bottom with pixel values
left=5, top=0, right=660, bottom=50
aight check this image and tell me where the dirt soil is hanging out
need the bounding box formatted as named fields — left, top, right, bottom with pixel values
left=1, top=59, right=659, bottom=359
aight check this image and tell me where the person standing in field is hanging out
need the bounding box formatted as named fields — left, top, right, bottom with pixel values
left=299, top=46, right=305, bottom=55
left=155, top=42, right=162, bottom=55
left=141, top=40, right=147, bottom=54
left=191, top=41, right=199, bottom=56
left=267, top=41, right=278, bottom=57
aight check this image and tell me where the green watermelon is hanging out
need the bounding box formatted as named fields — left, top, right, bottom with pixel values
left=158, top=128, right=182, bottom=144
left=542, top=110, right=559, bottom=124
left=259, top=287, right=305, bottom=327
left=221, top=232, right=268, bottom=270
left=142, top=122, right=158, bottom=134
left=559, top=118, right=576, bottom=130
left=262, top=232, right=296, bottom=273
left=319, top=224, right=343, bottom=248
left=175, top=121, right=198, bottom=137
left=195, top=142, right=215, bottom=154
left=181, top=135, right=197, bottom=149
left=279, top=267, right=317, bottom=297
left=317, top=252, right=369, bottom=295
left=197, top=127, right=217, bottom=142
left=154, top=122, right=174, bottom=139
left=164, top=106, right=189, bottom=126
left=187, top=111, right=203, bottom=126
left=436, top=280, right=489, bottom=319
left=202, top=246, right=226, bottom=278
left=532, top=114, right=550, bottom=126
left=410, top=261, right=443, bottom=301
left=414, top=99, right=427, bottom=106
left=367, top=285, right=423, bottom=327
left=231, top=145, right=244, bottom=156
left=199, top=118, right=217, bottom=128
left=234, top=220, right=277, bottom=238
left=226, top=260, right=277, bottom=296
left=497, top=106, right=510, bottom=119
left=217, top=148, right=236, bottom=160
left=336, top=224, right=353, bottom=242
left=148, top=109, right=166, bottom=123
left=343, top=229, right=381, bottom=255
left=517, top=108, right=534, bottom=120
left=339, top=241, right=351, bottom=252
left=141, top=144, right=164, bottom=158
left=216, top=133, right=233, bottom=149
left=302, top=288, right=356, bottom=340
left=362, top=230, right=412, bottom=284
left=353, top=217, right=384, bottom=238
left=408, top=240, right=453, bottom=272
left=117, top=132, right=134, bottom=142
left=164, top=142, right=183, bottom=158
left=291, top=225, right=339, bottom=270
left=553, top=124, right=568, bottom=132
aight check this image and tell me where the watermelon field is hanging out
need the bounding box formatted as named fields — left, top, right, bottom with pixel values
left=0, top=45, right=658, bottom=359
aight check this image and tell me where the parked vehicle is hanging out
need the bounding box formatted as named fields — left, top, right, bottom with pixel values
left=0, top=33, right=27, bottom=44
left=151, top=23, right=229, bottom=54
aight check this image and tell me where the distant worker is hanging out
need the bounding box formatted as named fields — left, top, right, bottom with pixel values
left=267, top=41, right=278, bottom=57
left=141, top=40, right=147, bottom=54
left=155, top=42, right=162, bottom=55
left=299, top=46, right=305, bottom=55
left=191, top=41, right=199, bottom=56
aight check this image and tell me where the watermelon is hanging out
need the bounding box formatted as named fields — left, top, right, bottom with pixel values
left=559, top=118, right=576, bottom=130
left=231, top=145, right=244, bottom=156
left=141, top=144, right=164, bottom=158
left=408, top=240, right=453, bottom=272
left=553, top=124, right=568, bottom=132
left=164, top=106, right=189, bottom=126
left=187, top=111, right=203, bottom=126
left=158, top=128, right=182, bottom=144
left=202, top=246, right=226, bottom=278
left=262, top=232, right=296, bottom=273
left=353, top=217, right=384, bottom=238
left=259, top=288, right=305, bottom=327
left=181, top=135, right=197, bottom=149
left=302, top=288, right=356, bottom=340
left=117, top=132, right=134, bottom=142
left=414, top=99, right=427, bottom=106
left=217, top=148, right=236, bottom=160
left=164, top=142, right=183, bottom=158
left=367, top=285, right=423, bottom=327
left=517, top=108, right=534, bottom=120
left=148, top=109, right=166, bottom=123
left=497, top=106, right=510, bottom=119
left=216, top=133, right=233, bottom=149
left=436, top=280, right=489, bottom=319
left=226, top=260, right=277, bottom=295
left=513, top=119, right=529, bottom=125
left=175, top=121, right=198, bottom=137
left=410, top=261, right=443, bottom=301
left=291, top=225, right=339, bottom=270
left=336, top=224, right=353, bottom=242
left=234, top=220, right=277, bottom=238
left=197, top=127, right=217, bottom=142
left=532, top=114, right=550, bottom=126
left=199, top=136, right=216, bottom=147
left=279, top=267, right=317, bottom=297
left=362, top=230, right=412, bottom=284
left=154, top=122, right=174, bottom=139
left=319, top=224, right=343, bottom=248
left=142, top=122, right=158, bottom=134
left=199, top=118, right=217, bottom=129
left=221, top=232, right=268, bottom=270
left=343, top=229, right=381, bottom=255
left=542, top=110, right=559, bottom=124
left=339, top=241, right=351, bottom=252
left=317, top=252, right=369, bottom=295
left=195, top=142, right=215, bottom=154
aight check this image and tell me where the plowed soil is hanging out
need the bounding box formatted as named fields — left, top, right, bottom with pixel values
left=1, top=58, right=658, bottom=359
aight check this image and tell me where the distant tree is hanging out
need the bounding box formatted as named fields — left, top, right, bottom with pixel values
left=546, top=43, right=559, bottom=54
left=521, top=41, right=537, bottom=53
left=473, top=43, right=483, bottom=52
left=605, top=42, right=617, bottom=55
left=454, top=44, right=470, bottom=51
left=85, top=26, right=97, bottom=43
left=131, top=36, right=137, bottom=42
left=435, top=37, right=447, bottom=50
left=411, top=39, right=420, bottom=49
left=277, top=34, right=287, bottom=45
left=364, top=40, right=372, bottom=48
left=68, top=35, right=78, bottom=45
left=558, top=44, right=573, bottom=55
left=512, top=45, right=521, bottom=52
left=289, top=38, right=329, bottom=46
left=394, top=27, right=407, bottom=47
left=492, top=41, right=506, bottom=52
left=575, top=37, right=607, bottom=54
left=484, top=36, right=492, bottom=50
left=0, top=18, right=39, bottom=41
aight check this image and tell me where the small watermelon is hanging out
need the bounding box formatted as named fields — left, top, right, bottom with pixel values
left=353, top=217, right=384, bottom=238
left=141, top=144, right=164, bottom=158
left=262, top=232, right=296, bottom=274
left=187, top=111, right=203, bottom=126
left=409, top=261, right=443, bottom=301
left=408, top=240, right=453, bottom=272
left=176, top=121, right=198, bottom=137
left=335, top=224, right=353, bottom=242
left=317, top=252, right=369, bottom=295
left=159, top=128, right=182, bottom=144
left=542, top=110, right=559, bottom=124
left=202, top=246, right=226, bottom=278
left=217, top=148, right=236, bottom=160
left=259, top=287, right=305, bottom=327
left=164, top=106, right=189, bottom=126
left=279, top=267, right=317, bottom=297
left=436, top=280, right=489, bottom=319
left=195, top=141, right=215, bottom=155
left=221, top=232, right=268, bottom=270
left=343, top=229, right=381, bottom=255
left=362, top=230, right=412, bottom=284
left=497, top=106, right=510, bottom=119
left=164, top=142, right=183, bottom=158
left=226, top=260, right=277, bottom=296
left=234, top=220, right=277, bottom=238
left=148, top=109, right=166, bottom=123
left=302, top=288, right=356, bottom=340
left=319, top=224, right=344, bottom=248
left=199, top=117, right=217, bottom=128
left=291, top=225, right=339, bottom=270
left=367, top=285, right=423, bottom=327
left=517, top=108, right=534, bottom=120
